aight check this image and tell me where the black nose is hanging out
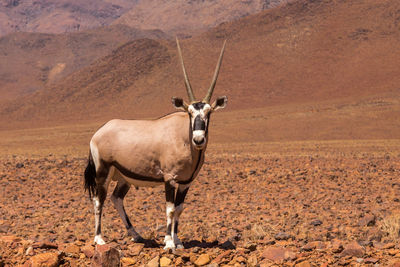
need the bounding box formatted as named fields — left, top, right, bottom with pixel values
left=193, top=138, right=205, bottom=145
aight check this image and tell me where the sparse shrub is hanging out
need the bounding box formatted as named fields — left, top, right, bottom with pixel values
left=243, top=223, right=274, bottom=241
left=380, top=213, right=400, bottom=240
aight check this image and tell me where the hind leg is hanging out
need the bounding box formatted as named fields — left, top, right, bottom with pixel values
left=111, top=180, right=144, bottom=242
left=93, top=166, right=112, bottom=245
left=93, top=184, right=108, bottom=245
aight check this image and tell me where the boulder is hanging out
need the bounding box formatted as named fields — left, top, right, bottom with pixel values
left=262, top=246, right=296, bottom=262
left=340, top=241, right=365, bottom=258
left=92, top=244, right=120, bottom=267
left=30, top=252, right=60, bottom=267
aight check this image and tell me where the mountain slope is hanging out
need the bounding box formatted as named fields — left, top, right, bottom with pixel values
left=113, top=0, right=291, bottom=36
left=1, top=0, right=400, bottom=140
left=0, top=25, right=167, bottom=102
left=0, top=0, right=138, bottom=36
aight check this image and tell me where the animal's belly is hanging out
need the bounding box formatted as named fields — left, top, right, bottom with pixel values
left=123, top=176, right=163, bottom=187
left=112, top=167, right=163, bottom=188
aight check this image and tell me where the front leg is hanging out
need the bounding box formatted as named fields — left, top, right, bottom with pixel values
left=164, top=182, right=176, bottom=250
left=173, top=184, right=190, bottom=249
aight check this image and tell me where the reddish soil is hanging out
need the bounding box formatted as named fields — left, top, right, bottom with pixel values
left=1, top=142, right=400, bottom=266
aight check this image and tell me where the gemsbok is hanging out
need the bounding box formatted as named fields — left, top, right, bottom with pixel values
left=84, top=38, right=227, bottom=250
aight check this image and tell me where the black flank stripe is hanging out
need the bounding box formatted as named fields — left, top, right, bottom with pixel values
left=112, top=161, right=164, bottom=183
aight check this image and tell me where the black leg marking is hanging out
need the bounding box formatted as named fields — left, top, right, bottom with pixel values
left=174, top=187, right=189, bottom=236
left=111, top=181, right=144, bottom=242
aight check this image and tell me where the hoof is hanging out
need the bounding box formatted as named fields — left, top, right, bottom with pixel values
left=163, top=245, right=176, bottom=253
left=94, top=235, right=106, bottom=245
left=176, top=243, right=184, bottom=249
left=164, top=236, right=176, bottom=252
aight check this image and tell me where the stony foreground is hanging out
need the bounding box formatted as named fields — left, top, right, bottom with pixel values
left=1, top=149, right=400, bottom=266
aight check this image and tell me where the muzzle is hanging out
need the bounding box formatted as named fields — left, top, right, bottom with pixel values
left=192, top=115, right=206, bottom=149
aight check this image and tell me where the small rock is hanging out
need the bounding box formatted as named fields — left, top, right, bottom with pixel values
left=244, top=242, right=257, bottom=251
left=81, top=244, right=95, bottom=258
left=16, top=163, right=24, bottom=168
left=247, top=254, right=257, bottom=267
left=383, top=243, right=396, bottom=249
left=359, top=214, right=376, bottom=227
left=92, top=244, right=120, bottom=267
left=33, top=241, right=58, bottom=249
left=364, top=257, right=379, bottom=264
left=340, top=241, right=365, bottom=258
left=302, top=241, right=326, bottom=251
left=63, top=244, right=80, bottom=256
left=262, top=246, right=296, bottom=262
left=388, top=249, right=400, bottom=256
left=175, top=257, right=183, bottom=265
left=160, top=256, right=172, bottom=267
left=212, top=250, right=231, bottom=264
left=129, top=243, right=144, bottom=256
left=236, top=256, right=246, bottom=263
left=331, top=239, right=344, bottom=253
left=0, top=235, right=22, bottom=243
left=194, top=254, right=211, bottom=266
left=30, top=252, right=60, bottom=267
left=146, top=256, right=160, bottom=267
left=301, top=242, right=316, bottom=251
left=26, top=246, right=34, bottom=256
left=310, top=219, right=323, bottom=226
left=221, top=240, right=235, bottom=249
left=121, top=257, right=137, bottom=266
left=295, top=260, right=313, bottom=267
left=274, top=232, right=290, bottom=240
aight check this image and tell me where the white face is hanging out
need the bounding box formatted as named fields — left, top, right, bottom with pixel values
left=188, top=102, right=212, bottom=150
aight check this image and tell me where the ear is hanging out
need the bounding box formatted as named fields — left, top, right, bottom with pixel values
left=171, top=97, right=188, bottom=111
left=211, top=96, right=227, bottom=111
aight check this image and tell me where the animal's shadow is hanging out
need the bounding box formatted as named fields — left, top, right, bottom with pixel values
left=141, top=238, right=235, bottom=250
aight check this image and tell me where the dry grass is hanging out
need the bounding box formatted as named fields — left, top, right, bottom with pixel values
left=380, top=213, right=400, bottom=241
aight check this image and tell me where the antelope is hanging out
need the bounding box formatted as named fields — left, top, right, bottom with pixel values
left=84, top=38, right=227, bottom=250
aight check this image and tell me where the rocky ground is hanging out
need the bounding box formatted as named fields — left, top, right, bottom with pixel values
left=1, top=148, right=400, bottom=266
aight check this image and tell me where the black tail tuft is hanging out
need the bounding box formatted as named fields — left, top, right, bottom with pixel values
left=84, top=152, right=97, bottom=199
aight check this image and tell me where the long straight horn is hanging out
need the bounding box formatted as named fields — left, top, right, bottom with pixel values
left=203, top=40, right=226, bottom=103
left=176, top=37, right=196, bottom=102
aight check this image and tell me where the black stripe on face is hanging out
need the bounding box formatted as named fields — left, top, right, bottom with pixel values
left=193, top=115, right=205, bottom=130
left=112, top=161, right=164, bottom=183
left=192, top=102, right=206, bottom=110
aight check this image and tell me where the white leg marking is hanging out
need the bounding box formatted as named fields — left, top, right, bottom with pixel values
left=93, top=197, right=105, bottom=244
left=164, top=202, right=176, bottom=250
left=94, top=235, right=106, bottom=245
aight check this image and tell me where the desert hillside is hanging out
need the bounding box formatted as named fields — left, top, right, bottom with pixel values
left=114, top=0, right=291, bottom=36
left=0, top=25, right=167, bottom=102
left=1, top=0, right=399, bottom=141
left=0, top=0, right=137, bottom=36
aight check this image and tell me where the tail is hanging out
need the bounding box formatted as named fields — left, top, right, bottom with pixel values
left=84, top=151, right=97, bottom=199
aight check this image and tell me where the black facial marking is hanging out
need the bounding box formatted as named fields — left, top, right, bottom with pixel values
left=193, top=115, right=206, bottom=130
left=192, top=102, right=206, bottom=110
